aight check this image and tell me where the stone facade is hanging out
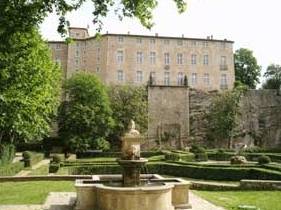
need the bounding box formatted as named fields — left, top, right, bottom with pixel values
left=48, top=27, right=235, bottom=91
left=147, top=86, right=281, bottom=149
left=147, top=85, right=189, bottom=150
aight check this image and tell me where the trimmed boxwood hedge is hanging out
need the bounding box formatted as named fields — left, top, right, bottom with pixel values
left=0, top=162, right=24, bottom=176
left=164, top=152, right=194, bottom=162
left=64, top=161, right=281, bottom=181
left=76, top=151, right=164, bottom=159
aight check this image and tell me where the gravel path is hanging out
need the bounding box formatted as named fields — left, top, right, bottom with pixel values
left=15, top=159, right=50, bottom=176
left=189, top=191, right=226, bottom=210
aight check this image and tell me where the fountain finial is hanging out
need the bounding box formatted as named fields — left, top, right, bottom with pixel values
left=126, top=119, right=140, bottom=137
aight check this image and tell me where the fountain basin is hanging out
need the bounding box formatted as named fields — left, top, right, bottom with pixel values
left=75, top=175, right=191, bottom=210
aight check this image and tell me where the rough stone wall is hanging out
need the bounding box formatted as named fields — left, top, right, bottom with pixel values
left=188, top=89, right=281, bottom=148
left=146, top=86, right=189, bottom=150
left=148, top=88, right=281, bottom=149
left=189, top=89, right=218, bottom=145
left=236, top=90, right=281, bottom=148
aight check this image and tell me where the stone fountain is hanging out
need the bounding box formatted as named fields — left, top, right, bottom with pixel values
left=117, top=120, right=148, bottom=187
left=75, top=120, right=191, bottom=210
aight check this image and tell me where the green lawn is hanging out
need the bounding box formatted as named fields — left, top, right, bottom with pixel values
left=0, top=181, right=75, bottom=204
left=194, top=190, right=281, bottom=210
left=28, top=165, right=49, bottom=175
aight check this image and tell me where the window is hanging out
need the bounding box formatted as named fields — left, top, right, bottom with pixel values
left=117, top=70, right=124, bottom=81
left=75, top=59, right=79, bottom=66
left=150, top=52, right=156, bottom=64
left=150, top=38, right=156, bottom=44
left=191, top=54, right=197, bottom=65
left=75, top=50, right=79, bottom=57
left=97, top=56, right=100, bottom=63
left=203, top=73, right=210, bottom=86
left=191, top=73, right=197, bottom=85
left=203, top=55, right=209, bottom=65
left=136, top=71, right=143, bottom=82
left=220, top=56, right=227, bottom=70
left=164, top=53, right=170, bottom=65
left=137, top=52, right=144, bottom=64
left=76, top=33, right=80, bottom=37
left=76, top=42, right=80, bottom=47
left=164, top=39, right=170, bottom=45
left=96, top=66, right=100, bottom=73
left=191, top=41, right=196, bottom=47
left=221, top=74, right=227, bottom=85
left=97, top=48, right=101, bottom=53
left=177, top=40, right=183, bottom=46
left=177, top=72, right=184, bottom=85
left=118, top=36, right=124, bottom=43
left=136, top=38, right=142, bottom=44
left=164, top=72, right=170, bottom=85
left=117, top=50, right=124, bottom=64
left=150, top=72, right=156, bottom=84
left=203, top=41, right=208, bottom=48
left=177, top=53, right=183, bottom=65
left=221, top=56, right=227, bottom=65
left=56, top=44, right=60, bottom=49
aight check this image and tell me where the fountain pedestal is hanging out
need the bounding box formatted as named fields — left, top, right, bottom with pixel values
left=117, top=158, right=148, bottom=187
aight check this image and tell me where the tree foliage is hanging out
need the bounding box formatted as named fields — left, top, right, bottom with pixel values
left=58, top=73, right=114, bottom=152
left=0, top=29, right=61, bottom=144
left=0, top=0, right=187, bottom=36
left=207, top=85, right=247, bottom=148
left=262, top=64, right=281, bottom=90
left=234, top=48, right=261, bottom=89
left=108, top=85, right=148, bottom=138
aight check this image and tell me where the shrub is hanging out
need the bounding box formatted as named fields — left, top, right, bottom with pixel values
left=22, top=151, right=32, bottom=160
left=22, top=151, right=44, bottom=167
left=230, top=155, right=247, bottom=165
left=258, top=155, right=271, bottom=165
left=190, top=144, right=206, bottom=153
left=164, top=152, right=194, bottom=162
left=49, top=163, right=60, bottom=173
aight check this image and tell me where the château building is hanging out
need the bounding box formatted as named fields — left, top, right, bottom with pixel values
left=48, top=27, right=235, bottom=90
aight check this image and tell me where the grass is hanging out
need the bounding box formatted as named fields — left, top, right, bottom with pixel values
left=28, top=165, right=49, bottom=175
left=194, top=190, right=281, bottom=210
left=0, top=181, right=75, bottom=204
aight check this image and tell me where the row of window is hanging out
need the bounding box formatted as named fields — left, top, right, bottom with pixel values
left=116, top=71, right=228, bottom=86
left=116, top=51, right=227, bottom=66
left=117, top=36, right=228, bottom=49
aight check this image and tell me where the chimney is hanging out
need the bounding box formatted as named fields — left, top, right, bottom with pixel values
left=127, top=31, right=130, bottom=34
left=182, top=34, right=184, bottom=38
left=155, top=33, right=158, bottom=37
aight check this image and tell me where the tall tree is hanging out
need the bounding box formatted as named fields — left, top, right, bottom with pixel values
left=108, top=85, right=148, bottom=138
left=0, top=29, right=61, bottom=144
left=207, top=85, right=247, bottom=148
left=234, top=48, right=261, bottom=89
left=0, top=0, right=187, bottom=36
left=262, top=64, right=281, bottom=90
left=58, top=73, right=114, bottom=152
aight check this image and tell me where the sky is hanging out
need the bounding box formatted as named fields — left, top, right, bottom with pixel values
left=40, top=0, right=281, bottom=85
